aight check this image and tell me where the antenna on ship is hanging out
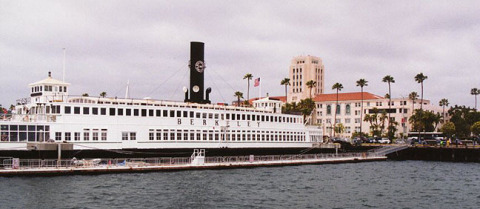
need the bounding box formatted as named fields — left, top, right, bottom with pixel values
left=125, top=80, right=130, bottom=99
left=62, top=48, right=66, bottom=82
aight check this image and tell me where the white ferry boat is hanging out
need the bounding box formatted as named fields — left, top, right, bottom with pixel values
left=0, top=42, right=324, bottom=158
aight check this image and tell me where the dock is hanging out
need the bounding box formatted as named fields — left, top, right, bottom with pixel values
left=0, top=151, right=386, bottom=176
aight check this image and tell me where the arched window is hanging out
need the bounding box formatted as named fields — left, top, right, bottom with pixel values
left=336, top=104, right=341, bottom=115
left=345, top=104, right=351, bottom=115
left=326, top=105, right=331, bottom=115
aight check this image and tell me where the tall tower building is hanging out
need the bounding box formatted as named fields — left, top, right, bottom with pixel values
left=288, top=55, right=325, bottom=103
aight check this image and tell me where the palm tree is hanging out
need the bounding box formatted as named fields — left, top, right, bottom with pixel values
left=408, top=91, right=418, bottom=112
left=100, top=92, right=107, bottom=98
left=234, top=91, right=243, bottom=107
left=414, top=73, right=428, bottom=111
left=415, top=73, right=428, bottom=140
left=306, top=80, right=317, bottom=99
left=280, top=78, right=291, bottom=101
left=439, top=98, right=449, bottom=124
left=332, top=83, right=343, bottom=138
left=243, top=73, right=253, bottom=102
left=382, top=75, right=395, bottom=139
left=356, top=79, right=368, bottom=138
left=471, top=88, right=479, bottom=111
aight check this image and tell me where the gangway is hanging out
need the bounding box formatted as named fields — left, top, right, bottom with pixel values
left=369, top=145, right=409, bottom=156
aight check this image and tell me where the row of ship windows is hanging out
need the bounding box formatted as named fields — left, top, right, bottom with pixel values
left=63, top=106, right=301, bottom=123
left=55, top=129, right=108, bottom=141
left=0, top=125, right=50, bottom=142
left=145, top=129, right=307, bottom=142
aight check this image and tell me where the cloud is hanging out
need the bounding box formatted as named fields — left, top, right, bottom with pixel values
left=1, top=0, right=479, bottom=108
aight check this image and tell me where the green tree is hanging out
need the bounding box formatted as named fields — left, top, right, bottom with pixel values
left=471, top=121, right=480, bottom=137
left=306, top=80, right=317, bottom=99
left=471, top=88, right=479, bottom=111
left=335, top=123, right=345, bottom=135
left=409, top=109, right=441, bottom=132
left=439, top=98, right=449, bottom=124
left=356, top=78, right=368, bottom=138
left=243, top=73, right=253, bottom=101
left=448, top=105, right=480, bottom=138
left=280, top=78, right=291, bottom=101
left=297, top=98, right=315, bottom=123
left=382, top=75, right=395, bottom=139
left=234, top=91, right=243, bottom=107
left=332, top=83, right=343, bottom=137
left=100, top=92, right=107, bottom=98
left=82, top=93, right=89, bottom=97
left=414, top=73, right=428, bottom=111
left=409, top=91, right=419, bottom=112
left=440, top=122, right=456, bottom=139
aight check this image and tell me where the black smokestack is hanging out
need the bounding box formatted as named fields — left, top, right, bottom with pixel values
left=186, top=42, right=208, bottom=104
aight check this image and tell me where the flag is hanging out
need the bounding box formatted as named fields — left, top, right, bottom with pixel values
left=2, top=108, right=7, bottom=114
left=254, top=78, right=260, bottom=87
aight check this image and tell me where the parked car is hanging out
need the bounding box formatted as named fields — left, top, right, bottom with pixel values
left=378, top=138, right=391, bottom=144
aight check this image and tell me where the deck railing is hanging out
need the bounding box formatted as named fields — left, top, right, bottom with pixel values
left=0, top=152, right=377, bottom=170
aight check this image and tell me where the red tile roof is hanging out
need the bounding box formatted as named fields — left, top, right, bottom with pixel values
left=313, top=92, right=383, bottom=102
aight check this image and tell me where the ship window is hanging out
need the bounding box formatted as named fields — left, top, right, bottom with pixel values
left=74, top=132, right=80, bottom=141
left=64, top=86, right=67, bottom=92
left=163, top=129, right=168, bottom=140
left=149, top=129, right=154, bottom=140
left=109, top=108, right=116, bottom=116
left=242, top=114, right=245, bottom=120
left=93, top=129, right=99, bottom=141
left=232, top=114, right=236, bottom=120
left=126, top=109, right=131, bottom=116
left=226, top=114, right=230, bottom=120
left=208, top=113, right=213, bottom=119
left=92, top=107, right=98, bottom=115
left=83, top=107, right=89, bottom=115
left=170, top=110, right=175, bottom=118
left=55, top=132, right=62, bottom=141
left=65, top=132, right=71, bottom=141
left=177, top=130, right=182, bottom=140
left=101, top=108, right=106, bottom=115
left=183, top=130, right=188, bottom=140
left=209, top=130, right=213, bottom=140
left=134, top=109, right=139, bottom=116
left=64, top=106, right=71, bottom=114
left=247, top=115, right=251, bottom=120
left=156, top=110, right=161, bottom=117
left=140, top=109, right=146, bottom=117
left=148, top=109, right=153, bottom=117
left=101, top=129, right=107, bottom=140
left=84, top=129, right=90, bottom=141
left=196, top=112, right=201, bottom=118
left=156, top=129, right=161, bottom=140
left=118, top=108, right=124, bottom=116
left=190, top=131, right=195, bottom=140
left=189, top=111, right=194, bottom=118
left=196, top=130, right=201, bottom=141
left=74, top=107, right=80, bottom=114
left=122, top=132, right=128, bottom=140
left=163, top=110, right=168, bottom=117
left=202, top=113, right=207, bottom=119
left=170, top=129, right=175, bottom=140
left=203, top=130, right=207, bottom=141
left=130, top=132, right=136, bottom=140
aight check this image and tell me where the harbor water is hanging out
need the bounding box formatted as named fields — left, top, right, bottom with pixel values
left=1, top=161, right=479, bottom=209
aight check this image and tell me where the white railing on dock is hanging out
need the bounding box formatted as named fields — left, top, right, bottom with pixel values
left=0, top=152, right=379, bottom=170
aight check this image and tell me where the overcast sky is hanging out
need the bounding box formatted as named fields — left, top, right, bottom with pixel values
left=1, top=0, right=479, bottom=108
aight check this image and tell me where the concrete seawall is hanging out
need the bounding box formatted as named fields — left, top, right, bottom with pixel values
left=386, top=146, right=480, bottom=162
